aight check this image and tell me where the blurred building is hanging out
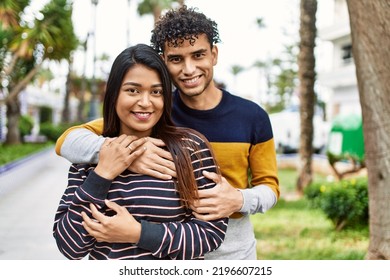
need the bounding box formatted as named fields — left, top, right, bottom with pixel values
left=269, top=0, right=362, bottom=154
left=0, top=83, right=76, bottom=143
left=317, top=0, right=361, bottom=120
left=20, top=85, right=64, bottom=134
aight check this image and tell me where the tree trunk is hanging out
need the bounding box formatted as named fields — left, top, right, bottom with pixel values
left=347, top=0, right=390, bottom=260
left=4, top=63, right=41, bottom=145
left=5, top=65, right=40, bottom=104
left=77, top=80, right=86, bottom=123
left=5, top=98, right=21, bottom=144
left=296, top=0, right=317, bottom=195
left=153, top=6, right=162, bottom=23
left=62, top=59, right=72, bottom=123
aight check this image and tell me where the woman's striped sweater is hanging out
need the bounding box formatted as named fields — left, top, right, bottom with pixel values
left=53, top=132, right=228, bottom=260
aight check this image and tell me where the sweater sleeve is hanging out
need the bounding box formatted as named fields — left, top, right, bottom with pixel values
left=239, top=185, right=277, bottom=215
left=138, top=216, right=227, bottom=259
left=52, top=165, right=111, bottom=260
left=241, top=137, right=280, bottom=215
left=136, top=133, right=228, bottom=259
left=55, top=118, right=105, bottom=164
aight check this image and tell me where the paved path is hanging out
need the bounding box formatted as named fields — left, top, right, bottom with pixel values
left=0, top=148, right=70, bottom=260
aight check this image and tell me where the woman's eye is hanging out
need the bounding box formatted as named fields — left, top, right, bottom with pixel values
left=125, top=88, right=138, bottom=94
left=151, top=89, right=163, bottom=95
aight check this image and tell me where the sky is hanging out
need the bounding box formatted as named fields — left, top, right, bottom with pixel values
left=30, top=0, right=333, bottom=104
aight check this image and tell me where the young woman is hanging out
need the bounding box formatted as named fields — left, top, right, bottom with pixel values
left=53, top=44, right=227, bottom=260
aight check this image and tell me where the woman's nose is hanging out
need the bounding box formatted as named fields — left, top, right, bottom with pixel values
left=138, top=92, right=151, bottom=106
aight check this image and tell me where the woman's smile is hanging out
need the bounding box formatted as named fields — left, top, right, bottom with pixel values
left=132, top=111, right=153, bottom=121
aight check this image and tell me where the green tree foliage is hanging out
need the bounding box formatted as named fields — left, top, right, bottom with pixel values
left=0, top=0, right=78, bottom=144
left=252, top=45, right=299, bottom=113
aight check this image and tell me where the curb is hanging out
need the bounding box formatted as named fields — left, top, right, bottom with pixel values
left=0, top=146, right=54, bottom=176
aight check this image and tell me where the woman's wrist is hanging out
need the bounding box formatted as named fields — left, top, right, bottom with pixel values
left=94, top=165, right=116, bottom=180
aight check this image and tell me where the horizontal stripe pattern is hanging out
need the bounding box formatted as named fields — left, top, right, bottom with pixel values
left=53, top=132, right=228, bottom=260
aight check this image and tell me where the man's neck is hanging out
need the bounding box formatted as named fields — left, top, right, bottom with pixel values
left=179, top=87, right=223, bottom=110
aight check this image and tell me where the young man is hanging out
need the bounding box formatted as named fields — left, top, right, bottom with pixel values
left=55, top=6, right=279, bottom=260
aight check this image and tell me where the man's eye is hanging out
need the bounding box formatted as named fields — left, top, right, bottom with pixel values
left=194, top=52, right=204, bottom=58
left=170, top=57, right=181, bottom=63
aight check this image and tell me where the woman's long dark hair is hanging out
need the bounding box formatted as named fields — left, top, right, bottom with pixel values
left=102, top=44, right=218, bottom=207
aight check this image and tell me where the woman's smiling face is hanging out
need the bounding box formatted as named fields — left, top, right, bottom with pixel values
left=116, top=64, right=164, bottom=138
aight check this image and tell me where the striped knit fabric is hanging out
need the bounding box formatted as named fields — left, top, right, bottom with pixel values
left=53, top=132, right=228, bottom=260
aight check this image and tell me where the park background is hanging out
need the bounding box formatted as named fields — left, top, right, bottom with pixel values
left=1, top=0, right=389, bottom=264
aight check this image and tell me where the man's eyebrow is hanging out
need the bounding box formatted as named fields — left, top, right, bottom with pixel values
left=166, top=49, right=208, bottom=59
left=166, top=54, right=182, bottom=59
left=192, top=48, right=208, bottom=54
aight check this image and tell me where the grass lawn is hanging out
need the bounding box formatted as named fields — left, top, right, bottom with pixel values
left=251, top=168, right=369, bottom=260
left=0, top=142, right=54, bottom=166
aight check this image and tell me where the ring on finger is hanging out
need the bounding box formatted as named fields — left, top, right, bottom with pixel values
left=127, top=144, right=133, bottom=152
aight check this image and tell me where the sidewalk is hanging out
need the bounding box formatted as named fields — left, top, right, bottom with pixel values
left=0, top=148, right=70, bottom=260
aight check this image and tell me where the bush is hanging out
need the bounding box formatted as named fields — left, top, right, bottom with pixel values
left=39, top=122, right=74, bottom=142
left=19, top=115, right=34, bottom=140
left=304, top=177, right=368, bottom=231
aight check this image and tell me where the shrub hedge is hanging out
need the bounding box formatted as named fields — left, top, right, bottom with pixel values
left=39, top=122, right=76, bottom=142
left=304, top=177, right=368, bottom=231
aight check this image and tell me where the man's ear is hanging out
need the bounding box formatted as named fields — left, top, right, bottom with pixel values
left=211, top=45, right=218, bottom=66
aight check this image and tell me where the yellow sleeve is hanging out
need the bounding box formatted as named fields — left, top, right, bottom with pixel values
left=250, top=138, right=280, bottom=199
left=55, top=118, right=104, bottom=156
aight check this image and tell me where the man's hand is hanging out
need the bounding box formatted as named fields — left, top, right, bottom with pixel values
left=191, top=171, right=243, bottom=221
left=81, top=200, right=141, bottom=243
left=129, top=137, right=176, bottom=179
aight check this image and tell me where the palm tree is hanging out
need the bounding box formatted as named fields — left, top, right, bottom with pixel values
left=0, top=0, right=26, bottom=29
left=296, top=0, right=317, bottom=194
left=77, top=33, right=90, bottom=123
left=230, top=64, right=245, bottom=93
left=62, top=55, right=73, bottom=123
left=252, top=60, right=271, bottom=104
left=0, top=0, right=25, bottom=79
left=137, top=0, right=184, bottom=23
left=1, top=0, right=78, bottom=144
left=1, top=0, right=31, bottom=144
left=347, top=0, right=390, bottom=260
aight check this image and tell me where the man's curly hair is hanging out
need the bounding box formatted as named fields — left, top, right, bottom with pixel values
left=151, top=5, right=221, bottom=54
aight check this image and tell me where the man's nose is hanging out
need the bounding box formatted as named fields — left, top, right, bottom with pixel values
left=182, top=59, right=196, bottom=75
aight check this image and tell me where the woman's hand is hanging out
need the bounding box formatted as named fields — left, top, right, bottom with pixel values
left=81, top=200, right=141, bottom=243
left=94, top=135, right=146, bottom=180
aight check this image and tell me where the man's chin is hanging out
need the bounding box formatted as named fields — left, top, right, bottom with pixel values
left=179, top=90, right=203, bottom=98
